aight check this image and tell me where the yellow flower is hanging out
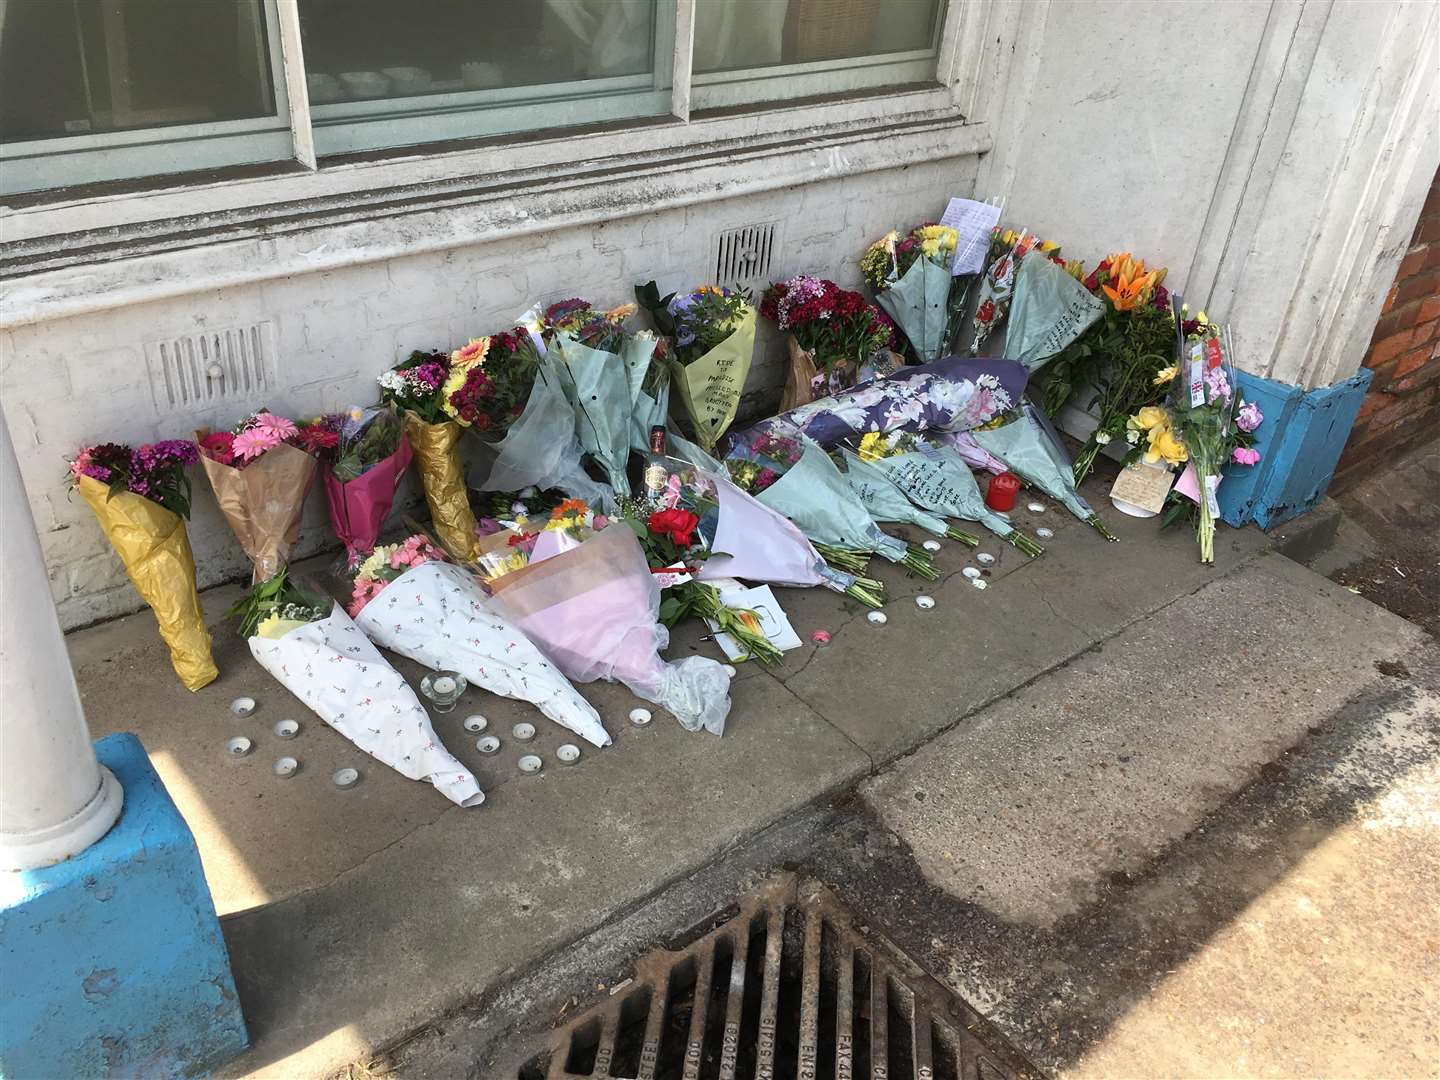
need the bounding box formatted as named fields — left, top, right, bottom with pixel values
left=857, top=432, right=890, bottom=461
left=1064, top=259, right=1086, bottom=280
left=1144, top=425, right=1189, bottom=466
left=356, top=547, right=390, bottom=580
left=1132, top=405, right=1170, bottom=432
left=921, top=238, right=941, bottom=258
left=1039, top=239, right=1060, bottom=253
left=1153, top=365, right=1178, bottom=387
left=257, top=613, right=309, bottom=640
left=604, top=303, right=637, bottom=323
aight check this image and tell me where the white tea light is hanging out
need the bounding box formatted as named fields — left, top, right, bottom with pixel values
left=517, top=754, right=543, bottom=775
left=1036, top=527, right=1055, bottom=539
left=273, top=756, right=299, bottom=778
left=476, top=735, right=501, bottom=754
left=225, top=736, right=253, bottom=758
left=463, top=715, right=488, bottom=733
left=273, top=719, right=300, bottom=739
left=915, top=595, right=936, bottom=610
left=556, top=743, right=581, bottom=765
left=867, top=611, right=888, bottom=625
left=432, top=676, right=456, bottom=695
left=629, top=708, right=653, bottom=726
left=922, top=539, right=942, bottom=553
left=511, top=722, right=536, bottom=742
left=962, top=566, right=981, bottom=580
left=230, top=696, right=256, bottom=717
left=1027, top=502, right=1046, bottom=513
left=332, top=767, right=360, bottom=789
left=976, top=552, right=996, bottom=565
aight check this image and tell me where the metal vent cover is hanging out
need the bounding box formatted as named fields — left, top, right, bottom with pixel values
left=144, top=322, right=276, bottom=413
left=714, top=222, right=781, bottom=290
left=520, top=876, right=1040, bottom=1080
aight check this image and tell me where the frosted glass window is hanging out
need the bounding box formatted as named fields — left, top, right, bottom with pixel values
left=692, top=0, right=945, bottom=108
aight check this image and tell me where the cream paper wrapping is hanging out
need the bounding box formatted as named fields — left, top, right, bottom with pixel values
left=249, top=602, right=483, bottom=807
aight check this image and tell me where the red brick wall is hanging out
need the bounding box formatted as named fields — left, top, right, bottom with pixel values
left=1333, top=169, right=1440, bottom=488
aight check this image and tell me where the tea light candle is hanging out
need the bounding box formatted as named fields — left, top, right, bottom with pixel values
left=432, top=675, right=457, bottom=696
left=986, top=472, right=1021, bottom=512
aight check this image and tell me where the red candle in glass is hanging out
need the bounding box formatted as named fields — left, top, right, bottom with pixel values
left=986, top=471, right=1020, bottom=512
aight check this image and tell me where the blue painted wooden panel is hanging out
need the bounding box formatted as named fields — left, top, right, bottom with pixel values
left=1218, top=368, right=1372, bottom=529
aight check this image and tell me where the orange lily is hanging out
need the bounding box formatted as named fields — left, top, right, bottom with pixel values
left=1101, top=252, right=1167, bottom=311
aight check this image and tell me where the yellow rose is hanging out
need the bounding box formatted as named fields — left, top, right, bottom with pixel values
left=1134, top=405, right=1170, bottom=432
left=1144, top=425, right=1189, bottom=466
left=1153, top=365, right=1178, bottom=386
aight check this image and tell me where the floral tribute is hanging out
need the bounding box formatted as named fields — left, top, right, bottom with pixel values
left=69, top=439, right=199, bottom=518
left=198, top=411, right=302, bottom=469
left=860, top=223, right=968, bottom=362
left=759, top=275, right=897, bottom=406
left=346, top=533, right=449, bottom=617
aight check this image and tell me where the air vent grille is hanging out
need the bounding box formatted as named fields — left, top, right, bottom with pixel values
left=145, top=322, right=276, bottom=412
left=714, top=222, right=781, bottom=290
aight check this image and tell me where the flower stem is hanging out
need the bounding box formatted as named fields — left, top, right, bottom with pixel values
left=946, top=525, right=980, bottom=546
left=693, top=583, right=784, bottom=665
left=814, top=543, right=873, bottom=575
left=1087, top=515, right=1120, bottom=543
left=901, top=546, right=941, bottom=581
left=1072, top=439, right=1102, bottom=484
left=1006, top=530, right=1045, bottom=558
left=845, top=582, right=885, bottom=608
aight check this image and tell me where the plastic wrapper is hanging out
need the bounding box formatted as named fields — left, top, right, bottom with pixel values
left=836, top=448, right=951, bottom=538
left=1001, top=256, right=1105, bottom=371
left=76, top=475, right=217, bottom=691
left=489, top=525, right=732, bottom=735
left=666, top=308, right=757, bottom=451
left=249, top=602, right=483, bottom=807
left=781, top=335, right=824, bottom=411
left=197, top=437, right=316, bottom=583
left=354, top=560, right=611, bottom=747
left=874, top=254, right=952, bottom=363
left=322, top=434, right=413, bottom=554
left=551, top=331, right=657, bottom=497
left=402, top=411, right=481, bottom=561
left=971, top=404, right=1095, bottom=523
left=936, top=430, right=1009, bottom=475
left=751, top=434, right=905, bottom=560
left=689, top=467, right=832, bottom=588
left=726, top=355, right=1027, bottom=453
left=476, top=354, right=616, bottom=510
left=866, top=444, right=1018, bottom=541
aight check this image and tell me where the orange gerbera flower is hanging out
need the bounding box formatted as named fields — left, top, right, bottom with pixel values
left=552, top=498, right=589, bottom=519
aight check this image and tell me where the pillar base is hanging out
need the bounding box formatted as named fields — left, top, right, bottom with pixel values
left=0, top=763, right=124, bottom=871
left=0, top=733, right=248, bottom=1078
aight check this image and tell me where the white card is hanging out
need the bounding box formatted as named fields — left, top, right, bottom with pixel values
left=941, top=197, right=1003, bottom=276
left=705, top=585, right=802, bottom=660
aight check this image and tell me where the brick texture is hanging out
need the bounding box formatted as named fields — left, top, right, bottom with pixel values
left=1334, top=167, right=1440, bottom=490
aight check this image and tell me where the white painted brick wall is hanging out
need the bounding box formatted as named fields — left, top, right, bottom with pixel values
left=2, top=157, right=977, bottom=629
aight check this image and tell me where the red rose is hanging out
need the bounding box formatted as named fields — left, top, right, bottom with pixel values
left=976, top=299, right=996, bottom=322
left=647, top=508, right=699, bottom=547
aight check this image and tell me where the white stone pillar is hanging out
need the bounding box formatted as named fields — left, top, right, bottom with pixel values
left=0, top=411, right=122, bottom=871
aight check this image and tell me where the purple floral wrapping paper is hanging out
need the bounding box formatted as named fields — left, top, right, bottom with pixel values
left=723, top=355, right=1028, bottom=452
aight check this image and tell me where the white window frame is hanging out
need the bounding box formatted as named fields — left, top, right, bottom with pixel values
left=0, top=0, right=296, bottom=195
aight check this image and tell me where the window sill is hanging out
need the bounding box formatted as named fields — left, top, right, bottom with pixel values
left=1, top=91, right=988, bottom=329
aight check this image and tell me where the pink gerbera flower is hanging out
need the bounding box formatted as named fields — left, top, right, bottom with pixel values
left=251, top=413, right=298, bottom=441
left=232, top=427, right=278, bottom=461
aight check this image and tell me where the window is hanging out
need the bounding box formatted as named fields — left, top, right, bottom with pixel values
left=0, top=0, right=293, bottom=194
left=691, top=0, right=945, bottom=109
left=298, top=0, right=673, bottom=157
left=0, top=0, right=951, bottom=196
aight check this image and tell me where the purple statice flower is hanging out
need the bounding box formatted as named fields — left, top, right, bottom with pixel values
left=407, top=363, right=446, bottom=391
left=1204, top=366, right=1231, bottom=404
left=1235, top=399, right=1263, bottom=433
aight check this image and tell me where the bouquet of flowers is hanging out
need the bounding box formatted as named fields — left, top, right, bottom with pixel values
left=969, top=227, right=1068, bottom=355
left=302, top=408, right=413, bottom=555
left=1037, top=252, right=1174, bottom=482
left=197, top=410, right=318, bottom=583
left=379, top=343, right=486, bottom=560
left=858, top=434, right=1046, bottom=556
left=724, top=354, right=1027, bottom=453
left=998, top=249, right=1106, bottom=371
left=444, top=326, right=542, bottom=437
left=235, top=567, right=483, bottom=807
left=636, top=281, right=758, bottom=452
left=726, top=424, right=937, bottom=578
left=345, top=533, right=611, bottom=747
left=488, top=523, right=733, bottom=735
left=1154, top=308, right=1263, bottom=563
left=970, top=402, right=1120, bottom=540
left=68, top=440, right=217, bottom=691
left=859, top=224, right=969, bottom=362
left=541, top=298, right=658, bottom=497
left=758, top=275, right=898, bottom=409
left=839, top=442, right=978, bottom=545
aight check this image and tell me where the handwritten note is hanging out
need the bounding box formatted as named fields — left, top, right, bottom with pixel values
left=941, top=197, right=1003, bottom=276
left=1110, top=460, right=1175, bottom=516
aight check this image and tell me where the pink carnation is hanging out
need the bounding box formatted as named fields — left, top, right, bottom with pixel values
left=1232, top=446, right=1261, bottom=466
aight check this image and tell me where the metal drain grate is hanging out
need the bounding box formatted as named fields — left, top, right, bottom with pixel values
left=520, top=876, right=1041, bottom=1080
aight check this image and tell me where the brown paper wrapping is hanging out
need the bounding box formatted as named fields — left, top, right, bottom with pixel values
left=196, top=436, right=317, bottom=583
left=781, top=335, right=821, bottom=412
left=403, top=411, right=481, bottom=561
left=77, top=475, right=218, bottom=692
